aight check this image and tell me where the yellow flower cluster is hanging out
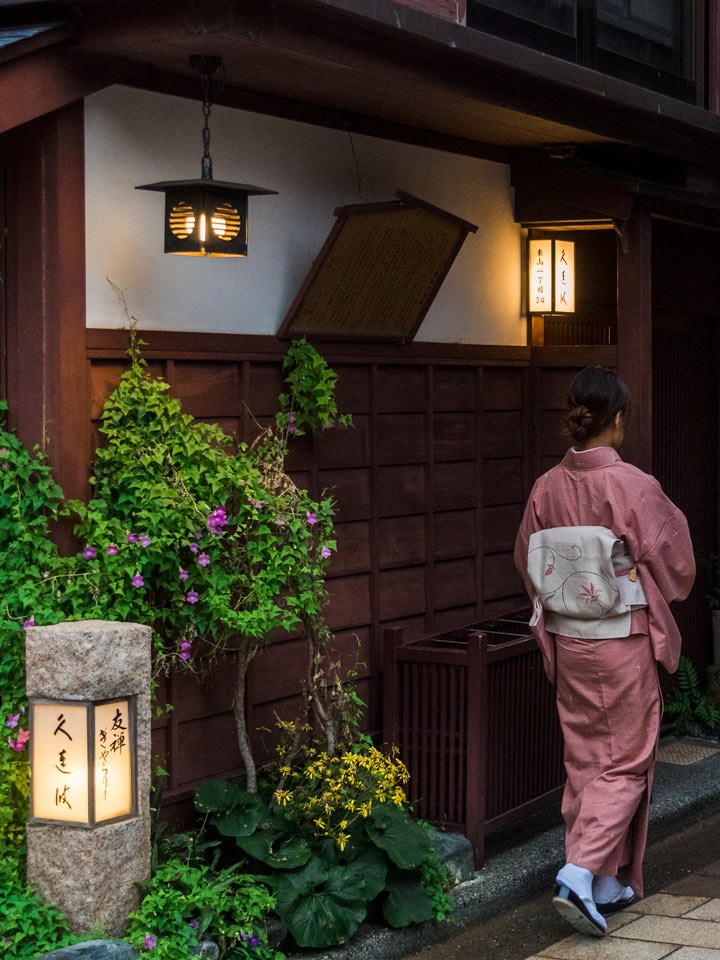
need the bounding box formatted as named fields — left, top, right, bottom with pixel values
left=272, top=738, right=410, bottom=852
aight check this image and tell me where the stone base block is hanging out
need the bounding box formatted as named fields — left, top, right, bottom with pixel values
left=27, top=816, right=150, bottom=938
left=429, top=830, right=475, bottom=885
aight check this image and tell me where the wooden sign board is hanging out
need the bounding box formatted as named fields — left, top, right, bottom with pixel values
left=278, top=191, right=477, bottom=342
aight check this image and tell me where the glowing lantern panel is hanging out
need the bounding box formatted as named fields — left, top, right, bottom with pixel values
left=30, top=698, right=136, bottom=827
left=31, top=703, right=89, bottom=824
left=554, top=240, right=575, bottom=313
left=528, top=240, right=550, bottom=313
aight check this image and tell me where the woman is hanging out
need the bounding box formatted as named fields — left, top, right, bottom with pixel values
left=513, top=366, right=695, bottom=937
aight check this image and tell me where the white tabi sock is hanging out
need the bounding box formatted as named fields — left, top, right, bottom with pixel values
left=556, top=863, right=607, bottom=929
left=593, top=875, right=634, bottom=905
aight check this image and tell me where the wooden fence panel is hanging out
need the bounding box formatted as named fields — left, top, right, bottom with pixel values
left=84, top=331, right=564, bottom=812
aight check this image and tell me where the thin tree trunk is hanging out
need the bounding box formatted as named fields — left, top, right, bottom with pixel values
left=232, top=643, right=257, bottom=792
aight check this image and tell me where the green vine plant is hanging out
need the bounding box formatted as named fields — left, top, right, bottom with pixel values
left=0, top=328, right=355, bottom=858
left=664, top=655, right=720, bottom=737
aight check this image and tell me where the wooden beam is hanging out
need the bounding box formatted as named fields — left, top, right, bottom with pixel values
left=617, top=205, right=652, bottom=472
left=0, top=44, right=107, bottom=137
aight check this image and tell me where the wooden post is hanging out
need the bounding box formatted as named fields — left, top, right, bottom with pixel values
left=617, top=205, right=652, bottom=473
left=465, top=630, right=487, bottom=867
left=382, top=627, right=403, bottom=747
left=3, top=102, right=87, bottom=551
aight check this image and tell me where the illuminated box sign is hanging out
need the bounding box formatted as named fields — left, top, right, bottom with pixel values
left=528, top=239, right=575, bottom=314
left=30, top=697, right=137, bottom=827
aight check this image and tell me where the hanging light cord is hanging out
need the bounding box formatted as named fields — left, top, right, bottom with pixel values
left=192, top=55, right=226, bottom=182
left=201, top=73, right=213, bottom=181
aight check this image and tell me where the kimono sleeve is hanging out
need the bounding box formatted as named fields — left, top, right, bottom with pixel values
left=633, top=497, right=695, bottom=673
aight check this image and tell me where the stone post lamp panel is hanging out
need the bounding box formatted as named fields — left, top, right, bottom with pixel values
left=25, top=621, right=152, bottom=937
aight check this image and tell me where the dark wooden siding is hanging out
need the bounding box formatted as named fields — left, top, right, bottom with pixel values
left=87, top=331, right=539, bottom=813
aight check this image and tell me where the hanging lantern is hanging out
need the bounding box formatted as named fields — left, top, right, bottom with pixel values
left=29, top=696, right=137, bottom=827
left=136, top=56, right=276, bottom=257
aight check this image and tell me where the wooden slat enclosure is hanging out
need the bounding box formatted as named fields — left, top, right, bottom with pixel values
left=383, top=612, right=565, bottom=867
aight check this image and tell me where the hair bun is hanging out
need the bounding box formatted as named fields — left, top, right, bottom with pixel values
left=564, top=404, right=595, bottom=443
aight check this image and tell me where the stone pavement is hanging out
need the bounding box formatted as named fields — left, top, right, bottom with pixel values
left=525, top=859, right=720, bottom=960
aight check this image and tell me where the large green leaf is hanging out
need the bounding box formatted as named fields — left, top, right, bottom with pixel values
left=213, top=792, right=270, bottom=838
left=274, top=858, right=367, bottom=948
left=345, top=847, right=388, bottom=901
left=194, top=779, right=241, bottom=814
left=365, top=803, right=431, bottom=870
left=285, top=894, right=366, bottom=947
left=236, top=830, right=312, bottom=869
left=382, top=873, right=434, bottom=928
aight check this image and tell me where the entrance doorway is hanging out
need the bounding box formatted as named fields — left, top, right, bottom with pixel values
left=652, top=219, right=719, bottom=674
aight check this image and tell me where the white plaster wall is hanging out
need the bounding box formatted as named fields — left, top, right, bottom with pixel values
left=85, top=85, right=524, bottom=344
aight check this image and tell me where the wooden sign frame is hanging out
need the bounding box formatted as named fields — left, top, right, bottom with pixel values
left=278, top=191, right=478, bottom=342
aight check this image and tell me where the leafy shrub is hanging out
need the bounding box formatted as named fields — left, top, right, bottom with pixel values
left=0, top=849, right=92, bottom=958
left=665, top=655, right=720, bottom=736
left=125, top=859, right=278, bottom=960
left=194, top=741, right=452, bottom=950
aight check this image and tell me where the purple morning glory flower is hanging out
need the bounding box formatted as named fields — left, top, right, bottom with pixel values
left=198, top=554, right=210, bottom=567
left=180, top=640, right=192, bottom=650
left=6, top=715, right=19, bottom=729
left=189, top=921, right=198, bottom=929
left=23, top=618, right=35, bottom=630
left=241, top=934, right=250, bottom=942
left=186, top=591, right=199, bottom=604
left=275, top=516, right=286, bottom=526
left=82, top=546, right=96, bottom=560
left=132, top=574, right=144, bottom=588
left=179, top=568, right=189, bottom=580
left=139, top=535, right=151, bottom=548
left=143, top=935, right=156, bottom=950
left=207, top=507, right=228, bottom=533
left=320, top=546, right=332, bottom=559
left=8, top=730, right=28, bottom=751
left=306, top=512, right=317, bottom=525
left=189, top=542, right=199, bottom=554
left=127, top=533, right=139, bottom=543
left=250, top=936, right=259, bottom=947
left=180, top=651, right=191, bottom=661
left=107, top=544, right=118, bottom=555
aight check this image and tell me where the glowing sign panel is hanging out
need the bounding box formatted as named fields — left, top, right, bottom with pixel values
left=30, top=698, right=135, bottom=826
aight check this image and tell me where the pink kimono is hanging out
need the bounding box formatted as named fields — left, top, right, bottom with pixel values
left=514, top=446, right=695, bottom=897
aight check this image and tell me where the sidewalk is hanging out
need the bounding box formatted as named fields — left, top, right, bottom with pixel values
left=525, top=859, right=720, bottom=959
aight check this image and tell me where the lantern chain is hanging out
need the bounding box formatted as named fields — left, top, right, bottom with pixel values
left=200, top=70, right=214, bottom=181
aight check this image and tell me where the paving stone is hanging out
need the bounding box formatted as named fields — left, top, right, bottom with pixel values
left=697, top=862, right=720, bottom=878
left=664, top=950, right=720, bottom=959
left=686, top=900, right=720, bottom=922
left=604, top=910, right=641, bottom=933
left=634, top=894, right=711, bottom=916
left=618, top=916, right=720, bottom=949
left=536, top=933, right=676, bottom=959
left=666, top=876, right=720, bottom=897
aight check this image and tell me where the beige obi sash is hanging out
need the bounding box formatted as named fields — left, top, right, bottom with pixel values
left=527, top=525, right=648, bottom=639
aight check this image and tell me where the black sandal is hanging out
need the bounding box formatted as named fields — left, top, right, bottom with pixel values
left=552, top=884, right=607, bottom=937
